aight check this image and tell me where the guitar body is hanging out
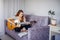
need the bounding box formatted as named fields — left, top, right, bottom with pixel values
left=7, top=19, right=15, bottom=30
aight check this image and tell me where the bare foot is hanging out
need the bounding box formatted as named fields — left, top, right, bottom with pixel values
left=21, top=30, right=25, bottom=32
left=21, top=27, right=26, bottom=32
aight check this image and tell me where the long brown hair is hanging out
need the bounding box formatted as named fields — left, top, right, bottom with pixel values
left=15, top=10, right=24, bottom=22
left=15, top=10, right=24, bottom=17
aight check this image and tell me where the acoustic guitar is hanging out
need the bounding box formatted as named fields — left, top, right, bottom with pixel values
left=7, top=18, right=15, bottom=30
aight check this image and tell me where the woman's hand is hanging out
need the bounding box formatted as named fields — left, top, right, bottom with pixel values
left=26, top=22, right=30, bottom=24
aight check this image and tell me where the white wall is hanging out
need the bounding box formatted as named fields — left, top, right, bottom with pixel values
left=4, top=0, right=25, bottom=19
left=24, top=0, right=60, bottom=24
left=0, top=0, right=4, bottom=36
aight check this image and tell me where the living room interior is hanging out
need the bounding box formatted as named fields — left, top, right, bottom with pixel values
left=0, top=0, right=60, bottom=40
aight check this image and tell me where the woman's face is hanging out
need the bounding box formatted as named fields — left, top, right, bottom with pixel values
left=19, top=12, right=24, bottom=17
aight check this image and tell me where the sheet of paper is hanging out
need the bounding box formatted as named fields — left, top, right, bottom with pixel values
left=18, top=32, right=28, bottom=37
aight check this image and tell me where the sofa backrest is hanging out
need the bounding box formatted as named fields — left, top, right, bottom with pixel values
left=25, top=14, right=49, bottom=27
left=38, top=16, right=49, bottom=26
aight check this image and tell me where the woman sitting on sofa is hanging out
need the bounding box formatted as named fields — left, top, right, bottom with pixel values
left=14, top=10, right=31, bottom=32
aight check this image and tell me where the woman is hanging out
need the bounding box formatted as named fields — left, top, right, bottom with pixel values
left=14, top=10, right=31, bottom=32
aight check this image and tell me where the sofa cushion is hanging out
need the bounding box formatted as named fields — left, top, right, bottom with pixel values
left=28, top=26, right=49, bottom=40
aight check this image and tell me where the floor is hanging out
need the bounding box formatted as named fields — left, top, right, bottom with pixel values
left=0, top=34, right=14, bottom=40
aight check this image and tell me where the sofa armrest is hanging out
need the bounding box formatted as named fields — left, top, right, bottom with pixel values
left=28, top=26, right=49, bottom=40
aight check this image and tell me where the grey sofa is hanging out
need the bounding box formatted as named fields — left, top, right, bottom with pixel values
left=5, top=15, right=49, bottom=40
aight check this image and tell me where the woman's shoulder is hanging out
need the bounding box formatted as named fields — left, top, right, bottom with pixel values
left=14, top=19, right=19, bottom=23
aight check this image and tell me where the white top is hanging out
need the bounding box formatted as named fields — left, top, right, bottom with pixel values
left=14, top=19, right=21, bottom=27
left=14, top=19, right=20, bottom=23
